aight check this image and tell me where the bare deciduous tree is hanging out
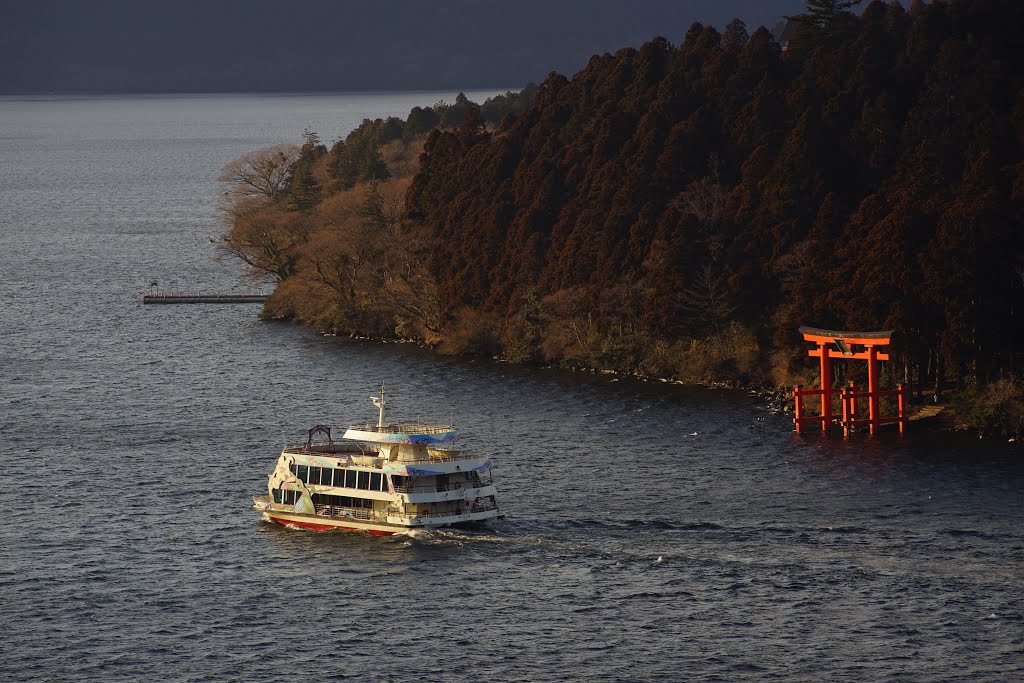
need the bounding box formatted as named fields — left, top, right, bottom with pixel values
left=218, top=144, right=300, bottom=203
left=540, top=287, right=599, bottom=360
left=681, top=265, right=736, bottom=333
left=298, top=179, right=441, bottom=335
left=220, top=207, right=310, bottom=281
left=671, top=153, right=727, bottom=262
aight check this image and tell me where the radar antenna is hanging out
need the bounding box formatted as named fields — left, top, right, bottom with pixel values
left=370, top=384, right=387, bottom=428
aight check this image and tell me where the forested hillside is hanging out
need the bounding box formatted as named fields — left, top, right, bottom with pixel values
left=222, top=0, right=1024, bottom=421
left=407, top=0, right=1024, bottom=394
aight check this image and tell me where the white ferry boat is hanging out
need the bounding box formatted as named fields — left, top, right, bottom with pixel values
left=253, top=387, right=500, bottom=535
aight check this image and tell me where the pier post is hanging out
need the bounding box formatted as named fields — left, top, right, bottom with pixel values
left=897, top=384, right=906, bottom=434
left=841, top=386, right=851, bottom=437
left=793, top=385, right=803, bottom=433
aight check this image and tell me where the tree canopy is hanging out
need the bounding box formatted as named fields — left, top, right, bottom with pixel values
left=407, top=0, right=1024, bottom=389
left=221, top=0, right=1024, bottom=399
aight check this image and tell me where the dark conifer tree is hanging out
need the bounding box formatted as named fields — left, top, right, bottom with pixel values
left=390, top=0, right=1024, bottom=385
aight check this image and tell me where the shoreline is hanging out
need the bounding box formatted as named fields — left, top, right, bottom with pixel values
left=306, top=323, right=1003, bottom=440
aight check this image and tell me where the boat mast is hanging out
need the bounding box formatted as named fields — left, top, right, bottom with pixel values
left=371, top=384, right=386, bottom=428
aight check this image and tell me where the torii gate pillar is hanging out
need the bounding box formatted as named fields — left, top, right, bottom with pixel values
left=817, top=339, right=833, bottom=426
left=867, top=344, right=880, bottom=430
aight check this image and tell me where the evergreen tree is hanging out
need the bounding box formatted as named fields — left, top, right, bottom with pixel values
left=404, top=106, right=440, bottom=140
left=722, top=18, right=749, bottom=53
left=286, top=128, right=325, bottom=212
left=790, top=0, right=863, bottom=44
left=286, top=161, right=322, bottom=212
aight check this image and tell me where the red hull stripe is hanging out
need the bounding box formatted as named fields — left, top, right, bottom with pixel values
left=267, top=515, right=396, bottom=536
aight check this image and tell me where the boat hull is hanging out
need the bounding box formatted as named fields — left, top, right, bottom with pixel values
left=258, top=508, right=499, bottom=535
left=262, top=511, right=398, bottom=535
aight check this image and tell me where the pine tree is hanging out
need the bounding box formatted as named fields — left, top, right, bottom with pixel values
left=286, top=161, right=322, bottom=212
left=722, top=18, right=749, bottom=53
left=790, top=0, right=863, bottom=44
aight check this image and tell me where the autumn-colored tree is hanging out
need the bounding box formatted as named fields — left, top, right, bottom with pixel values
left=221, top=206, right=310, bottom=281
left=218, top=144, right=300, bottom=204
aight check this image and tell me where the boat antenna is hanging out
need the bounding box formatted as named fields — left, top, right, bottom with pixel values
left=371, top=384, right=386, bottom=429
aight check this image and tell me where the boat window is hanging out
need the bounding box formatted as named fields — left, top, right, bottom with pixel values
left=392, top=475, right=406, bottom=489
left=309, top=467, right=321, bottom=486
left=319, top=467, right=331, bottom=486
left=289, top=463, right=296, bottom=475
left=332, top=469, right=344, bottom=487
left=273, top=489, right=283, bottom=504
left=369, top=473, right=382, bottom=491
left=345, top=470, right=357, bottom=488
left=357, top=471, right=370, bottom=490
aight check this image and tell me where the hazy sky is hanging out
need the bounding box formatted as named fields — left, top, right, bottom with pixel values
left=0, top=0, right=810, bottom=94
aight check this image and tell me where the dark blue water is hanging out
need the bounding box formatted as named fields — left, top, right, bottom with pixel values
left=2, top=94, right=1023, bottom=682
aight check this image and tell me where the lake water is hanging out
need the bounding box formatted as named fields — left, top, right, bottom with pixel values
left=2, top=93, right=1023, bottom=682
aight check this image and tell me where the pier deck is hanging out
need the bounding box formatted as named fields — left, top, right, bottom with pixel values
left=142, top=293, right=268, bottom=304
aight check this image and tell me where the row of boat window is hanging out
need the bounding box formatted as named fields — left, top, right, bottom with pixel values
left=273, top=489, right=299, bottom=505
left=289, top=463, right=407, bottom=492
left=311, top=493, right=373, bottom=509
left=271, top=490, right=375, bottom=509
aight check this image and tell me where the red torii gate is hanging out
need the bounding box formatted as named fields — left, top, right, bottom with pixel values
left=793, top=326, right=907, bottom=436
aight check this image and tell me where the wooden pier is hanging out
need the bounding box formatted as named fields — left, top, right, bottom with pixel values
left=142, top=292, right=268, bottom=304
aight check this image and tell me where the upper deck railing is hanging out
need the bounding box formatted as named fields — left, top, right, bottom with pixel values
left=393, top=477, right=494, bottom=493
left=347, top=423, right=454, bottom=435
left=282, top=443, right=365, bottom=456
left=281, top=445, right=488, bottom=466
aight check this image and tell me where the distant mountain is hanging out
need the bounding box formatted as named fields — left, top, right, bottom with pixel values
left=0, top=0, right=804, bottom=94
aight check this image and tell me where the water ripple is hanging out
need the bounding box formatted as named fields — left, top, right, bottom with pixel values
left=2, top=95, right=1023, bottom=682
